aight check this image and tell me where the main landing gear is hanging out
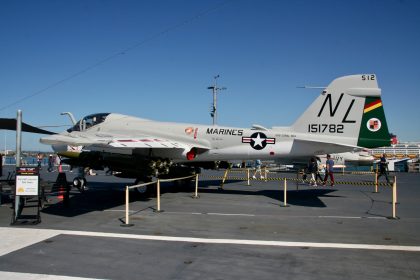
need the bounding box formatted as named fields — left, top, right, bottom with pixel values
left=133, top=177, right=154, bottom=195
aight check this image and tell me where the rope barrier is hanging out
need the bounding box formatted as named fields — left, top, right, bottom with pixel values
left=127, top=181, right=156, bottom=190
left=203, top=169, right=397, bottom=217
left=122, top=174, right=198, bottom=226
left=120, top=170, right=398, bottom=227
left=200, top=174, right=392, bottom=187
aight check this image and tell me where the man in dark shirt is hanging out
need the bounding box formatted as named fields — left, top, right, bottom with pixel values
left=377, top=153, right=390, bottom=183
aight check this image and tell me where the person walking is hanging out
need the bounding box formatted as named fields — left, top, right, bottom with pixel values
left=308, top=157, right=318, bottom=186
left=47, top=155, right=54, bottom=172
left=377, top=153, right=390, bottom=183
left=322, top=154, right=335, bottom=187
left=37, top=153, right=42, bottom=170
left=315, top=157, right=323, bottom=183
left=252, top=159, right=264, bottom=179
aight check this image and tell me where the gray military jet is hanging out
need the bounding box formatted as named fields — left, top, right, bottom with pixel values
left=40, top=74, right=391, bottom=190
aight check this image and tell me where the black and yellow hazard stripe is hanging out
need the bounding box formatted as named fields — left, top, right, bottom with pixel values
left=200, top=174, right=393, bottom=187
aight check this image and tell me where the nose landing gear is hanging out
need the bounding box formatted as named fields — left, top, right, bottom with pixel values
left=72, top=177, right=87, bottom=193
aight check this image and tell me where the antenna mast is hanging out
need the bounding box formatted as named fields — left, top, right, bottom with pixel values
left=207, top=75, right=226, bottom=125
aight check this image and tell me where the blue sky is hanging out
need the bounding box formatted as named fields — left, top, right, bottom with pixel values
left=1, top=0, right=419, bottom=151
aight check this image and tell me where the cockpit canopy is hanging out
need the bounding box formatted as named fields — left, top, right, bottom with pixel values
left=67, top=113, right=110, bottom=132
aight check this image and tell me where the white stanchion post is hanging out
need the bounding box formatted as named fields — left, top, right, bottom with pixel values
left=121, top=186, right=133, bottom=227
left=247, top=168, right=250, bottom=186
left=126, top=186, right=129, bottom=224
left=156, top=180, right=161, bottom=212
left=392, top=176, right=397, bottom=219
left=394, top=176, right=398, bottom=204
left=281, top=178, right=290, bottom=207
left=284, top=178, right=287, bottom=207
left=192, top=174, right=199, bottom=198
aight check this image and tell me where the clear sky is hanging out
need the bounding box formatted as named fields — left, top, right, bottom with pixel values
left=1, top=0, right=419, bottom=151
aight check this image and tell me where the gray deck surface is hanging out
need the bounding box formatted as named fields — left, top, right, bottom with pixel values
left=1, top=166, right=419, bottom=279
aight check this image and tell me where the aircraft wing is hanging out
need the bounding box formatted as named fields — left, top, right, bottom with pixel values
left=40, top=133, right=107, bottom=146
left=40, top=132, right=210, bottom=150
left=108, top=138, right=191, bottom=149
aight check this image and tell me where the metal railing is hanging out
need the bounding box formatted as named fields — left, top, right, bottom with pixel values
left=122, top=174, right=199, bottom=226
left=120, top=171, right=399, bottom=227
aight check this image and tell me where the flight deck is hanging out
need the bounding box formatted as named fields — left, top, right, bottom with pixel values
left=1, top=166, right=419, bottom=280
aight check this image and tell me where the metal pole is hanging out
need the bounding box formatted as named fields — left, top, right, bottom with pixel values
left=281, top=178, right=290, bottom=207
left=392, top=176, right=397, bottom=219
left=16, top=110, right=22, bottom=166
left=247, top=168, right=250, bottom=186
left=212, top=75, right=218, bottom=126
left=207, top=75, right=226, bottom=126
left=220, top=169, right=229, bottom=190
left=125, top=186, right=129, bottom=225
left=15, top=110, right=22, bottom=218
left=374, top=170, right=378, bottom=193
left=394, top=175, right=397, bottom=204
left=121, top=186, right=133, bottom=227
left=213, top=87, right=217, bottom=125
left=284, top=179, right=287, bottom=207
left=193, top=174, right=199, bottom=198
left=157, top=180, right=161, bottom=212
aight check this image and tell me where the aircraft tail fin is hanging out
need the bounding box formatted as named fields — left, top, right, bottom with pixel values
left=291, top=74, right=391, bottom=148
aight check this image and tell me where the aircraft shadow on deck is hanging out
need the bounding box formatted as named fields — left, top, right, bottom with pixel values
left=198, top=179, right=341, bottom=208
left=41, top=181, right=151, bottom=217
left=39, top=179, right=341, bottom=217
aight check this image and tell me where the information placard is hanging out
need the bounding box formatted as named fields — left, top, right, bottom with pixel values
left=16, top=175, right=39, bottom=195
left=15, top=167, right=39, bottom=196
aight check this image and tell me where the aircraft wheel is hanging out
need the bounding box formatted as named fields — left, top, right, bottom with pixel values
left=135, top=185, right=148, bottom=194
left=73, top=177, right=88, bottom=193
left=134, top=177, right=153, bottom=196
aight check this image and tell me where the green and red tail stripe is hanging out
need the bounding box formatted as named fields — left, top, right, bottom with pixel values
left=357, top=97, right=391, bottom=148
left=364, top=99, right=382, bottom=113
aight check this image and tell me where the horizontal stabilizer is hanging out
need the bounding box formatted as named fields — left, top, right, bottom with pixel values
left=291, top=138, right=361, bottom=156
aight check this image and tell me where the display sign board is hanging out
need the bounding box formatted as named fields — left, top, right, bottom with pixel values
left=15, top=167, right=39, bottom=196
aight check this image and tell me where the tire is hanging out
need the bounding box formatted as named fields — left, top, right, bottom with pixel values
left=73, top=177, right=88, bottom=193
left=133, top=177, right=153, bottom=195
left=134, top=178, right=150, bottom=194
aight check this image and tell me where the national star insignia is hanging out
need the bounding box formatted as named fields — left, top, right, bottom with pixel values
left=252, top=133, right=264, bottom=148
left=242, top=132, right=276, bottom=150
